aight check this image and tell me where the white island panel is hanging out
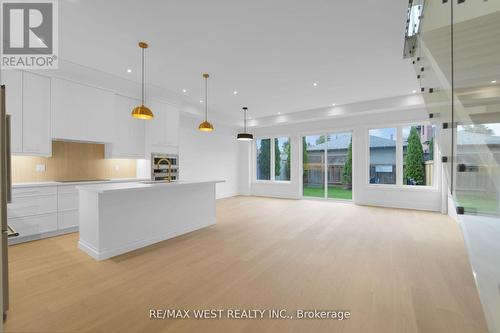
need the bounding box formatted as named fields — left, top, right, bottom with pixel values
left=78, top=181, right=223, bottom=260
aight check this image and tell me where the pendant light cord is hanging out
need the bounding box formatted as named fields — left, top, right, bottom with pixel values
left=204, top=76, right=208, bottom=121
left=141, top=47, right=145, bottom=105
left=244, top=108, right=247, bottom=132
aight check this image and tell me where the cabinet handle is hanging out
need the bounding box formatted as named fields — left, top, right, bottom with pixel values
left=7, top=224, right=19, bottom=237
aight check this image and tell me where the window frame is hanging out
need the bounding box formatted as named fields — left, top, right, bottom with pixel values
left=254, top=135, right=292, bottom=183
left=366, top=122, right=439, bottom=190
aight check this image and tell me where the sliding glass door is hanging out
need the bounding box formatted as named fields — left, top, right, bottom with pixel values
left=303, top=132, right=353, bottom=200
left=327, top=133, right=353, bottom=199
left=302, top=135, right=325, bottom=198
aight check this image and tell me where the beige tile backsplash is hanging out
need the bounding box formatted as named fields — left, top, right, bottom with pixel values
left=12, top=141, right=137, bottom=183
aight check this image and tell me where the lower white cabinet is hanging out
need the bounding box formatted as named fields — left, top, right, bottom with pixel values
left=8, top=180, right=143, bottom=244
left=57, top=185, right=79, bottom=229
left=8, top=213, right=58, bottom=238
left=57, top=210, right=79, bottom=230
left=8, top=186, right=58, bottom=240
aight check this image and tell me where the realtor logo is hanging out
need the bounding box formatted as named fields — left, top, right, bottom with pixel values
left=1, top=0, right=58, bottom=69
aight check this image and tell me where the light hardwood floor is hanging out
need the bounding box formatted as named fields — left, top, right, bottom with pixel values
left=5, top=197, right=488, bottom=333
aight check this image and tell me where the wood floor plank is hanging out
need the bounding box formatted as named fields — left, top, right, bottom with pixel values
left=4, top=196, right=488, bottom=333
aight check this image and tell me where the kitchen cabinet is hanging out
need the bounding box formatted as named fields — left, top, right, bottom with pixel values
left=0, top=70, right=23, bottom=153
left=8, top=186, right=58, bottom=239
left=106, top=94, right=145, bottom=158
left=22, top=72, right=51, bottom=155
left=51, top=78, right=114, bottom=143
left=147, top=99, right=179, bottom=153
left=57, top=185, right=79, bottom=230
left=0, top=70, right=51, bottom=156
left=8, top=179, right=147, bottom=244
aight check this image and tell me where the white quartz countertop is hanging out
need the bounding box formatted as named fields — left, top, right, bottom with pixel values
left=12, top=178, right=149, bottom=188
left=76, top=180, right=225, bottom=193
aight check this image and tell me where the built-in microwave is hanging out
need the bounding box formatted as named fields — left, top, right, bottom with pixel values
left=151, top=153, right=178, bottom=182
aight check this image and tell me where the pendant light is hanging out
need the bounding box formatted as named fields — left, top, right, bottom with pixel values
left=131, top=42, right=154, bottom=120
left=237, top=107, right=253, bottom=141
left=198, top=73, right=214, bottom=131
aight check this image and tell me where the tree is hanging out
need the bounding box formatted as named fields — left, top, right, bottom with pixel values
left=283, top=140, right=291, bottom=179
left=274, top=139, right=281, bottom=178
left=461, top=124, right=493, bottom=135
left=342, top=139, right=352, bottom=187
left=257, top=139, right=271, bottom=179
left=404, top=127, right=425, bottom=185
left=315, top=135, right=329, bottom=145
left=302, top=137, right=308, bottom=178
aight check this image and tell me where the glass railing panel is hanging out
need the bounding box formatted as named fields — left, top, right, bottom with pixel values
left=453, top=7, right=500, bottom=217
left=416, top=0, right=454, bottom=190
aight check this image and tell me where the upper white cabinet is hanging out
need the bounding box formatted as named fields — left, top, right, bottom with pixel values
left=51, top=78, right=114, bottom=143
left=1, top=70, right=23, bottom=153
left=106, top=94, right=145, bottom=158
left=147, top=99, right=179, bottom=153
left=22, top=72, right=51, bottom=155
left=1, top=70, right=51, bottom=156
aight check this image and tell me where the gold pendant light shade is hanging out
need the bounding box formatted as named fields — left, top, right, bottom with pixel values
left=198, top=121, right=214, bottom=131
left=132, top=42, right=154, bottom=119
left=198, top=73, right=214, bottom=132
left=131, top=105, right=153, bottom=120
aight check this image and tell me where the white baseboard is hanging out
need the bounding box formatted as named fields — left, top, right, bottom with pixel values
left=78, top=222, right=215, bottom=261
left=8, top=226, right=78, bottom=245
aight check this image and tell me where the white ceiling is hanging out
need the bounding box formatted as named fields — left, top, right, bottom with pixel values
left=59, top=0, right=418, bottom=119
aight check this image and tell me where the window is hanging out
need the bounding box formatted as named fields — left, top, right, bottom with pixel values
left=256, top=138, right=271, bottom=180
left=256, top=137, right=291, bottom=181
left=402, top=125, right=435, bottom=186
left=368, top=123, right=436, bottom=187
left=275, top=137, right=291, bottom=181
left=369, top=128, right=397, bottom=184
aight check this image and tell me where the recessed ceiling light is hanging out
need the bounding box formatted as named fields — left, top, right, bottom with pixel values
left=199, top=99, right=203, bottom=103
left=331, top=103, right=336, bottom=106
left=126, top=68, right=132, bottom=73
left=278, top=112, right=281, bottom=115
left=492, top=80, right=497, bottom=84
left=412, top=90, right=417, bottom=93
left=312, top=82, right=318, bottom=87
left=182, top=89, right=187, bottom=93
left=233, top=91, right=238, bottom=95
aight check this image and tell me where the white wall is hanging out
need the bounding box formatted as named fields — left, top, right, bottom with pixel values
left=244, top=106, right=443, bottom=211
left=178, top=115, right=239, bottom=199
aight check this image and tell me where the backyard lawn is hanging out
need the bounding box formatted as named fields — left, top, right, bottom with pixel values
left=456, top=194, right=499, bottom=216
left=303, top=186, right=352, bottom=200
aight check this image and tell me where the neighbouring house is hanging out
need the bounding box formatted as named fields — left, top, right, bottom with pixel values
left=304, top=126, right=436, bottom=187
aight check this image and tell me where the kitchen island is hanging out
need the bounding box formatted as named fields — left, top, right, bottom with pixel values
left=77, top=180, right=224, bottom=260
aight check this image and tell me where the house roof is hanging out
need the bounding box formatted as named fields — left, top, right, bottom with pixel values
left=305, top=130, right=500, bottom=152
left=307, top=134, right=396, bottom=151
left=457, top=130, right=500, bottom=146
